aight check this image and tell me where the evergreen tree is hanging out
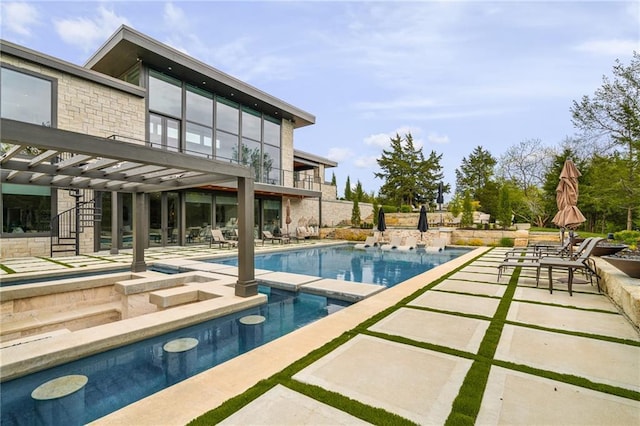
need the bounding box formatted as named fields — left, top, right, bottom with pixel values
left=351, top=198, right=361, bottom=227
left=331, top=172, right=337, bottom=186
left=497, top=185, right=512, bottom=229
left=354, top=180, right=364, bottom=201
left=372, top=200, right=379, bottom=226
left=455, top=146, right=497, bottom=197
left=461, top=191, right=474, bottom=228
left=344, top=176, right=352, bottom=201
left=375, top=133, right=446, bottom=206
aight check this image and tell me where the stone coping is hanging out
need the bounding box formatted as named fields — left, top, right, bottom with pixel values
left=595, top=257, right=640, bottom=329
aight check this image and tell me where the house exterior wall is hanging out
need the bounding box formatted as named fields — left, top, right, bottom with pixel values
left=1, top=53, right=146, bottom=258
left=281, top=120, right=294, bottom=188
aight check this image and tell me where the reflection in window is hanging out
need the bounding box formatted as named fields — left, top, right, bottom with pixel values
left=186, top=87, right=213, bottom=126
left=186, top=122, right=212, bottom=157
left=149, top=71, right=182, bottom=118
left=2, top=183, right=52, bottom=234
left=242, top=108, right=261, bottom=141
left=263, top=144, right=280, bottom=185
left=264, top=118, right=280, bottom=147
left=215, top=195, right=238, bottom=233
left=216, top=99, right=239, bottom=134
left=216, top=131, right=238, bottom=162
left=1, top=66, right=52, bottom=126
left=185, top=192, right=212, bottom=243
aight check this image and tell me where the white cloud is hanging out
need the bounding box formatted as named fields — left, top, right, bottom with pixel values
left=363, top=133, right=392, bottom=148
left=326, top=147, right=352, bottom=162
left=1, top=2, right=39, bottom=37
left=354, top=156, right=378, bottom=168
left=54, top=6, right=131, bottom=51
left=575, top=39, right=640, bottom=56
left=364, top=126, right=422, bottom=148
left=427, top=132, right=450, bottom=145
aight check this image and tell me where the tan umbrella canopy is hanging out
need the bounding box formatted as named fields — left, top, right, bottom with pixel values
left=285, top=199, right=292, bottom=235
left=552, top=158, right=586, bottom=257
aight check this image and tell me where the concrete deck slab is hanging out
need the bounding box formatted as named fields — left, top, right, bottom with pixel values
left=218, top=385, right=369, bottom=425
left=496, top=324, right=640, bottom=391
left=460, top=265, right=499, bottom=275
left=507, top=301, right=639, bottom=340
left=258, top=271, right=322, bottom=291
left=293, top=334, right=473, bottom=425
left=448, top=271, right=499, bottom=283
left=409, top=291, right=501, bottom=318
left=514, top=287, right=618, bottom=312
left=368, top=307, right=490, bottom=353
left=434, top=279, right=506, bottom=297
left=300, top=278, right=385, bottom=302
left=477, top=366, right=640, bottom=425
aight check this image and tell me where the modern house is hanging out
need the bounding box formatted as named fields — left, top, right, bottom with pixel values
left=0, top=26, right=336, bottom=293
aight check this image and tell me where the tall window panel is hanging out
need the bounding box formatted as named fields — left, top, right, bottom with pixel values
left=148, top=71, right=182, bottom=118
left=1, top=66, right=54, bottom=126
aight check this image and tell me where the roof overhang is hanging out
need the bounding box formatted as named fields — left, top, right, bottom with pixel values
left=1, top=119, right=251, bottom=193
left=85, top=26, right=315, bottom=129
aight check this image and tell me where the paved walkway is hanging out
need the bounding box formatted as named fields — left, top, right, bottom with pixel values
left=90, top=246, right=639, bottom=425
left=2, top=245, right=639, bottom=424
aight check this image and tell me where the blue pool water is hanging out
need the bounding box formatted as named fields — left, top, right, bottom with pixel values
left=0, top=287, right=349, bottom=425
left=214, top=244, right=471, bottom=287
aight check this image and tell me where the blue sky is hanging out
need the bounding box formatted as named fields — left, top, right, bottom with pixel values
left=2, top=1, right=638, bottom=199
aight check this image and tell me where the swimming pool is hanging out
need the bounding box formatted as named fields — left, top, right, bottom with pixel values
left=0, top=287, right=349, bottom=425
left=213, top=244, right=471, bottom=287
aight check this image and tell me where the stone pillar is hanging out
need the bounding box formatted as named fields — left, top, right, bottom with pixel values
left=236, top=177, right=257, bottom=297
left=110, top=191, right=119, bottom=254
left=131, top=192, right=147, bottom=272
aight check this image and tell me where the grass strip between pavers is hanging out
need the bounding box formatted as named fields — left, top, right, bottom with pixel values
left=0, top=264, right=16, bottom=274
left=444, top=260, right=520, bottom=426
left=189, top=250, right=489, bottom=425
left=83, top=254, right=120, bottom=263
left=37, top=256, right=74, bottom=268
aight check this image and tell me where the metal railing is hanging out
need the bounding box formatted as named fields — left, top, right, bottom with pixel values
left=50, top=190, right=101, bottom=256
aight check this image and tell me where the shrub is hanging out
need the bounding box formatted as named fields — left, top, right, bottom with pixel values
left=499, top=237, right=515, bottom=247
left=400, top=205, right=412, bottom=213
left=382, top=205, right=397, bottom=213
left=614, top=230, right=640, bottom=248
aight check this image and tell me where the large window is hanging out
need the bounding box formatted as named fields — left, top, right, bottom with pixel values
left=242, top=107, right=261, bottom=141
left=148, top=71, right=182, bottom=118
left=1, top=66, right=54, bottom=126
left=2, top=184, right=52, bottom=234
left=149, top=113, right=180, bottom=151
left=216, top=99, right=239, bottom=134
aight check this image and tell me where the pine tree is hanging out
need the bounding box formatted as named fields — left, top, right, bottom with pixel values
left=351, top=198, right=361, bottom=227
left=331, top=172, right=337, bottom=186
left=344, top=176, right=352, bottom=200
left=461, top=191, right=474, bottom=228
left=354, top=180, right=364, bottom=201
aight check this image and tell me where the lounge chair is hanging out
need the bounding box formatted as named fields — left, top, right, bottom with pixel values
left=397, top=236, right=417, bottom=251
left=425, top=237, right=446, bottom=253
left=539, top=237, right=604, bottom=296
left=209, top=229, right=237, bottom=249
left=380, top=236, right=403, bottom=251
left=354, top=236, right=377, bottom=249
left=262, top=230, right=289, bottom=245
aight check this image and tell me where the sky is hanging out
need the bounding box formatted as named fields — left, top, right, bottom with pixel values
left=1, top=1, right=638, bottom=200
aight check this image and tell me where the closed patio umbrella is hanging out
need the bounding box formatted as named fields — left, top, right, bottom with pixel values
left=552, top=158, right=586, bottom=258
left=417, top=205, right=428, bottom=240
left=436, top=182, right=444, bottom=225
left=377, top=209, right=386, bottom=239
left=285, top=199, right=292, bottom=235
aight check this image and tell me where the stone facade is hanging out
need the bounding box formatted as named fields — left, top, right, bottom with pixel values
left=1, top=54, right=146, bottom=259
left=280, top=120, right=294, bottom=187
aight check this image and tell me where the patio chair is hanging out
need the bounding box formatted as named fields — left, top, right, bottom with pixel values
left=539, top=237, right=604, bottom=296
left=397, top=236, right=417, bottom=251
left=354, top=236, right=377, bottom=249
left=425, top=237, right=446, bottom=253
left=209, top=229, right=237, bottom=249
left=380, top=236, right=403, bottom=251
left=262, top=230, right=289, bottom=245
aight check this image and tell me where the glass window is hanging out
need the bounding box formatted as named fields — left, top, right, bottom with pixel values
left=263, top=199, right=281, bottom=234
left=186, top=122, right=212, bottom=157
left=1, top=66, right=52, bottom=126
left=186, top=86, right=213, bottom=126
left=149, top=113, right=180, bottom=152
left=242, top=108, right=261, bottom=141
left=2, top=183, right=52, bottom=234
left=167, top=118, right=180, bottom=152
left=215, top=195, right=238, bottom=234
left=264, top=118, right=280, bottom=147
left=240, top=138, right=262, bottom=179
left=148, top=71, right=182, bottom=118
left=216, top=99, right=239, bottom=134
left=216, top=131, right=238, bottom=162
left=149, top=114, right=163, bottom=149
left=263, top=144, right=281, bottom=185
left=185, top=192, right=212, bottom=243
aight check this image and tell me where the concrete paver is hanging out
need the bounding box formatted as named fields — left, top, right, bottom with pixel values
left=293, top=334, right=473, bottom=425
left=514, top=287, right=619, bottom=312
left=477, top=367, right=640, bottom=425
left=434, top=279, right=506, bottom=297
left=409, top=290, right=501, bottom=317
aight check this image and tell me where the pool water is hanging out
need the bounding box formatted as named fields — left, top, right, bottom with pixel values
left=0, top=287, right=349, bottom=425
left=214, top=244, right=471, bottom=287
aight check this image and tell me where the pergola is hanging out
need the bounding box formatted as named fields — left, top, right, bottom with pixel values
left=1, top=118, right=258, bottom=297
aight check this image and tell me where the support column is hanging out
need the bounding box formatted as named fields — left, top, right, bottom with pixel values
left=236, top=177, right=257, bottom=297
left=110, top=191, right=119, bottom=255
left=131, top=192, right=147, bottom=272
